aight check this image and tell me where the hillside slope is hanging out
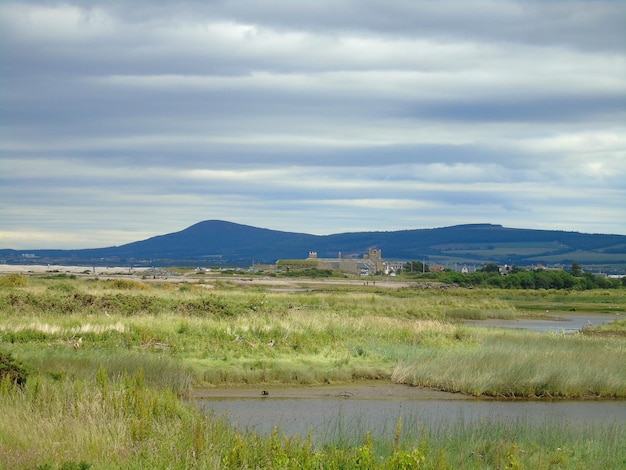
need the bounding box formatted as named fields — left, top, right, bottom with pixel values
left=1, top=220, right=625, bottom=268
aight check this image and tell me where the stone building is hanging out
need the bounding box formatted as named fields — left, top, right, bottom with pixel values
left=310, top=247, right=384, bottom=275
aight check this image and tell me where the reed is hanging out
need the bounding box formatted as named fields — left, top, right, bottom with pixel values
left=391, top=329, right=626, bottom=398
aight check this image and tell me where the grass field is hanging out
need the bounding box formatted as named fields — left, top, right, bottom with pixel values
left=1, top=273, right=625, bottom=468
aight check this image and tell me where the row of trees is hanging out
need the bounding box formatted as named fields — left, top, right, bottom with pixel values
left=439, top=269, right=623, bottom=289
left=403, top=261, right=625, bottom=289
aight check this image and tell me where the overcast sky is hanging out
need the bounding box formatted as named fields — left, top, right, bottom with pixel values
left=1, top=0, right=625, bottom=249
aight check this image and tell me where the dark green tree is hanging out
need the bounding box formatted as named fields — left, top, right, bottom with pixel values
left=481, top=263, right=500, bottom=273
left=404, top=261, right=429, bottom=273
left=569, top=261, right=583, bottom=277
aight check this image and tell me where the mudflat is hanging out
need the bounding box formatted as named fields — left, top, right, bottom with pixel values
left=191, top=382, right=472, bottom=401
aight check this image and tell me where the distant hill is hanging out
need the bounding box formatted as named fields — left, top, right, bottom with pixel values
left=1, top=220, right=625, bottom=270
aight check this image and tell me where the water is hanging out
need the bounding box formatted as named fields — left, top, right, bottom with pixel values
left=194, top=384, right=626, bottom=440
left=465, top=313, right=621, bottom=333
left=195, top=314, right=625, bottom=441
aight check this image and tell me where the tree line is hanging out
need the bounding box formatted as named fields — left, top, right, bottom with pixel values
left=403, top=261, right=625, bottom=289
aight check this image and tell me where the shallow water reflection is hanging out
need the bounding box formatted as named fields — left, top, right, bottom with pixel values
left=195, top=385, right=626, bottom=440
left=465, top=313, right=621, bottom=333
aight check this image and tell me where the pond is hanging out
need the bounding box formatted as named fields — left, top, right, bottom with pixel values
left=465, top=313, right=621, bottom=333
left=194, top=384, right=626, bottom=441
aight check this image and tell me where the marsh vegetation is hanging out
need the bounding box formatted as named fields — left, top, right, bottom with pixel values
left=1, top=272, right=624, bottom=468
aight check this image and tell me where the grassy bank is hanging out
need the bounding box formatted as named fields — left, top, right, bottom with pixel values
left=1, top=372, right=624, bottom=469
left=391, top=330, right=625, bottom=397
left=1, top=276, right=624, bottom=395
left=1, top=274, right=625, bottom=468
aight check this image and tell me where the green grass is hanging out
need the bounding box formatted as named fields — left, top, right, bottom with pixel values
left=1, top=374, right=624, bottom=469
left=1, top=277, right=624, bottom=393
left=583, top=318, right=626, bottom=337
left=1, top=274, right=625, bottom=468
left=504, top=289, right=626, bottom=314
left=391, top=329, right=626, bottom=398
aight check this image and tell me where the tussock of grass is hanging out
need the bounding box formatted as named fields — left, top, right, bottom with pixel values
left=444, top=308, right=516, bottom=320
left=0, top=321, right=125, bottom=335
left=0, top=273, right=28, bottom=287
left=105, top=279, right=152, bottom=290
left=583, top=318, right=626, bottom=337
left=391, top=330, right=626, bottom=398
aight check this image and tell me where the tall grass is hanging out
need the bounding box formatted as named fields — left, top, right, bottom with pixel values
left=1, top=276, right=624, bottom=394
left=2, top=374, right=624, bottom=469
left=391, top=329, right=626, bottom=398
left=0, top=370, right=198, bottom=469
left=1, top=275, right=625, bottom=467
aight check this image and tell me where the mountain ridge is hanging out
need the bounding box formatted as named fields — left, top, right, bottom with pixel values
left=1, top=220, right=625, bottom=269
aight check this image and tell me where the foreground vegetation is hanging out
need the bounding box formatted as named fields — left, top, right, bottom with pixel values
left=1, top=273, right=625, bottom=468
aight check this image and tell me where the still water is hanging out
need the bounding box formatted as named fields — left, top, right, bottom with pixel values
left=195, top=385, right=626, bottom=440
left=196, top=314, right=625, bottom=440
left=465, top=313, right=621, bottom=333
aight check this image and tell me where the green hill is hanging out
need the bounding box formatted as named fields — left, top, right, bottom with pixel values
left=1, top=221, right=625, bottom=271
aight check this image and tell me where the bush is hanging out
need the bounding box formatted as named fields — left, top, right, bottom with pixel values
left=0, top=274, right=28, bottom=288
left=438, top=269, right=622, bottom=290
left=281, top=268, right=335, bottom=278
left=0, top=352, right=29, bottom=387
left=106, top=279, right=151, bottom=290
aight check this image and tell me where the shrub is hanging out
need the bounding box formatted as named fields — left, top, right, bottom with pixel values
left=0, top=274, right=28, bottom=288
left=0, top=352, right=29, bottom=387
left=106, top=279, right=151, bottom=290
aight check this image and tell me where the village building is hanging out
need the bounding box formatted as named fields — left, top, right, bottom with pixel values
left=303, top=247, right=385, bottom=275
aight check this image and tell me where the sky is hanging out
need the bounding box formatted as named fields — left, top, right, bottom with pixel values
left=1, top=0, right=625, bottom=249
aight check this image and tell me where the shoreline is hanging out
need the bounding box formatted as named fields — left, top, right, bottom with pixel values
left=190, top=382, right=474, bottom=401
left=0, top=264, right=151, bottom=275
left=190, top=381, right=626, bottom=402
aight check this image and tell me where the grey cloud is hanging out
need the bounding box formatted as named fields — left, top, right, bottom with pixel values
left=1, top=0, right=625, bottom=249
left=399, top=95, right=626, bottom=124
left=86, top=0, right=625, bottom=52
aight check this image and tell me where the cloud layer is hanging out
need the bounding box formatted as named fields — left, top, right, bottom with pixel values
left=1, top=0, right=625, bottom=249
